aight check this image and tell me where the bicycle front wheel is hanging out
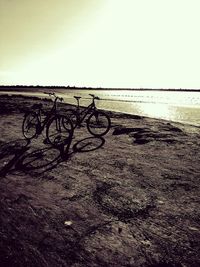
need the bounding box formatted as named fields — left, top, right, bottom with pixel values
left=87, top=111, right=111, bottom=137
left=22, top=112, right=39, bottom=140
left=46, top=115, right=73, bottom=147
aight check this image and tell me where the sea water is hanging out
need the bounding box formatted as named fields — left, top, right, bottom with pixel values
left=57, top=89, right=200, bottom=126
left=1, top=89, right=200, bottom=126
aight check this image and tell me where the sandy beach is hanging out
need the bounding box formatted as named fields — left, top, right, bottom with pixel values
left=0, top=94, right=200, bottom=267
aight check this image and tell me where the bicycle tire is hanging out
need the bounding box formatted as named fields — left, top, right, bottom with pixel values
left=64, top=109, right=78, bottom=128
left=46, top=115, right=73, bottom=147
left=22, top=112, right=39, bottom=140
left=87, top=111, right=111, bottom=137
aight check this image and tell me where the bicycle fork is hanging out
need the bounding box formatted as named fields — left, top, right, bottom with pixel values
left=94, top=112, right=100, bottom=124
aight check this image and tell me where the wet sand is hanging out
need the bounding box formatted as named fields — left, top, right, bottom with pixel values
left=0, top=94, right=200, bottom=267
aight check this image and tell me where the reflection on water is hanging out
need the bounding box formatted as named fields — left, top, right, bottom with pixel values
left=59, top=89, right=200, bottom=106
left=136, top=103, right=174, bottom=121
left=131, top=103, right=200, bottom=126
left=59, top=90, right=200, bottom=126
left=1, top=89, right=200, bottom=126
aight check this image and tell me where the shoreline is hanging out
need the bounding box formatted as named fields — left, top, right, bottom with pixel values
left=1, top=92, right=200, bottom=129
left=0, top=94, right=200, bottom=266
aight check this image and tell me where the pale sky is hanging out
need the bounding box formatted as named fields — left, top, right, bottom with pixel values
left=0, top=0, right=200, bottom=88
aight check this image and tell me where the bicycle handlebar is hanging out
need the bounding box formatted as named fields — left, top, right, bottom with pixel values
left=57, top=97, right=63, bottom=102
left=49, top=92, right=55, bottom=97
left=89, top=94, right=100, bottom=100
left=43, top=92, right=55, bottom=96
left=43, top=92, right=63, bottom=102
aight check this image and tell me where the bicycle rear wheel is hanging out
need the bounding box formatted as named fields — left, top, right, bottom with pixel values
left=46, top=115, right=73, bottom=147
left=22, top=112, right=39, bottom=139
left=87, top=111, right=111, bottom=137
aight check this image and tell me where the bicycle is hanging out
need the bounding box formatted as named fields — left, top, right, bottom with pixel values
left=22, top=92, right=73, bottom=147
left=64, top=94, right=111, bottom=137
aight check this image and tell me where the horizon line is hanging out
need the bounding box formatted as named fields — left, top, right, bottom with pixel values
left=0, top=85, right=200, bottom=92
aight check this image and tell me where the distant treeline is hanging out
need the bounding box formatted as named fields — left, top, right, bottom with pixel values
left=0, top=85, right=200, bottom=92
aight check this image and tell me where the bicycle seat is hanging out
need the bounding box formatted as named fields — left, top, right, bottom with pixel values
left=32, top=103, right=43, bottom=109
left=74, top=96, right=81, bottom=100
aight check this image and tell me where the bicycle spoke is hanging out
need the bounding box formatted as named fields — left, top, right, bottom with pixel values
left=87, top=111, right=111, bottom=136
left=22, top=113, right=39, bottom=139
left=46, top=115, right=73, bottom=147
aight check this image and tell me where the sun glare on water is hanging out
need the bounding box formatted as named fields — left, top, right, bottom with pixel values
left=137, top=103, right=174, bottom=121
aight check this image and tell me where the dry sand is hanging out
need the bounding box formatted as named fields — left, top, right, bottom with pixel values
left=0, top=94, right=200, bottom=267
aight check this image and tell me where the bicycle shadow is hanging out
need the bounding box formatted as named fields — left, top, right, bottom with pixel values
left=72, top=136, right=105, bottom=153
left=0, top=139, right=30, bottom=177
left=0, top=136, right=105, bottom=177
left=15, top=146, right=63, bottom=176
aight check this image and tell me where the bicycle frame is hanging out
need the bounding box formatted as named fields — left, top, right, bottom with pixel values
left=75, top=98, right=97, bottom=125
left=35, top=95, right=62, bottom=134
